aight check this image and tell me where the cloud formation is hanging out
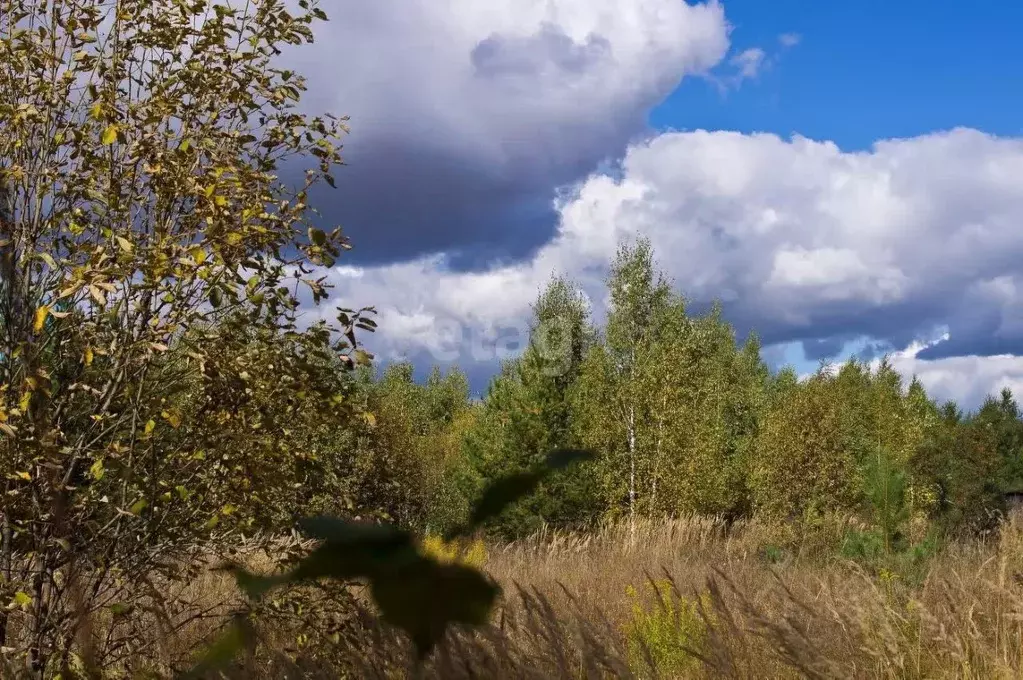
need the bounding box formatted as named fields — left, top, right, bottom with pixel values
left=325, top=127, right=1023, bottom=408
left=823, top=333, right=1023, bottom=410
left=287, top=0, right=731, bottom=265
left=778, top=32, right=801, bottom=48
left=730, top=47, right=767, bottom=79
left=891, top=351, right=1023, bottom=409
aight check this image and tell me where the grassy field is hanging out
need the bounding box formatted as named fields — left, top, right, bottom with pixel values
left=37, top=512, right=1020, bottom=679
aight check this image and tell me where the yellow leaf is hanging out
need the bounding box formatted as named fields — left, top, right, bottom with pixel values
left=115, top=235, right=133, bottom=253
left=144, top=419, right=155, bottom=435
left=12, top=592, right=32, bottom=609
left=101, top=124, right=118, bottom=145
left=83, top=347, right=94, bottom=366
left=88, top=284, right=106, bottom=305
left=32, top=306, right=49, bottom=334
left=18, top=392, right=30, bottom=412
left=89, top=459, right=104, bottom=481
left=162, top=410, right=181, bottom=428
left=15, top=471, right=30, bottom=481
left=89, top=102, right=103, bottom=119
left=129, top=498, right=148, bottom=515
left=362, top=411, right=377, bottom=427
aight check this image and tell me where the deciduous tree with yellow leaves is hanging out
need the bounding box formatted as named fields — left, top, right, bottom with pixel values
left=0, top=0, right=374, bottom=671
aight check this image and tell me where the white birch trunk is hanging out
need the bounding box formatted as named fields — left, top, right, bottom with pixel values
left=628, top=404, right=636, bottom=539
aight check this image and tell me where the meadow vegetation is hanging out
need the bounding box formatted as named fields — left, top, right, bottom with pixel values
left=2, top=0, right=1023, bottom=677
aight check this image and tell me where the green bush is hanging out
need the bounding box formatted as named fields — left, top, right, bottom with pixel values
left=843, top=451, right=944, bottom=585
left=624, top=579, right=713, bottom=677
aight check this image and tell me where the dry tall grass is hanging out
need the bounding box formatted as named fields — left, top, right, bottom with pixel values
left=479, top=514, right=1023, bottom=679
left=11, top=514, right=1023, bottom=678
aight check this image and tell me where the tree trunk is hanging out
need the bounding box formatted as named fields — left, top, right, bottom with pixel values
left=652, top=394, right=665, bottom=513
left=0, top=512, right=11, bottom=647
left=29, top=551, right=48, bottom=678
left=628, top=405, right=636, bottom=538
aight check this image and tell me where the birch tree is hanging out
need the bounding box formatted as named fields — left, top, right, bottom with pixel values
left=582, top=239, right=672, bottom=526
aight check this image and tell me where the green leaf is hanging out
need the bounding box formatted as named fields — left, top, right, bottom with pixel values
left=181, top=617, right=253, bottom=679
left=129, top=498, right=148, bottom=516
left=371, top=561, right=499, bottom=659
left=451, top=448, right=594, bottom=538
left=544, top=447, right=594, bottom=471
left=229, top=567, right=283, bottom=601
left=278, top=516, right=498, bottom=659
left=464, top=471, right=543, bottom=533
left=293, top=518, right=419, bottom=579
left=108, top=602, right=132, bottom=616
left=229, top=518, right=413, bottom=601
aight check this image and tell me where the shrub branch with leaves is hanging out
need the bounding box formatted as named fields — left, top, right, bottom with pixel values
left=0, top=0, right=374, bottom=673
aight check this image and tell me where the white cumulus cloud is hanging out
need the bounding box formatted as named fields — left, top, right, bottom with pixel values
left=324, top=127, right=1023, bottom=408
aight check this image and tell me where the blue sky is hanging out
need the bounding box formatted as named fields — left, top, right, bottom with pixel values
left=653, top=0, right=1023, bottom=378
left=302, top=1, right=1023, bottom=408
left=653, top=1, right=1023, bottom=148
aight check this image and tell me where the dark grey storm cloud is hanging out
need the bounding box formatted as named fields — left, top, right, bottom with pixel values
left=279, top=0, right=730, bottom=265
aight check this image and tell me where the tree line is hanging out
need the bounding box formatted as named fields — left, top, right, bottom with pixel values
left=339, top=238, right=1023, bottom=541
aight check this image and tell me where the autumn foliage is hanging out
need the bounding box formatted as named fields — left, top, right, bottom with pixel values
left=2, top=1, right=1023, bottom=678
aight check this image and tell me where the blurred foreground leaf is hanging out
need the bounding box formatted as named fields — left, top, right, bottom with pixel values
left=192, top=447, right=593, bottom=670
